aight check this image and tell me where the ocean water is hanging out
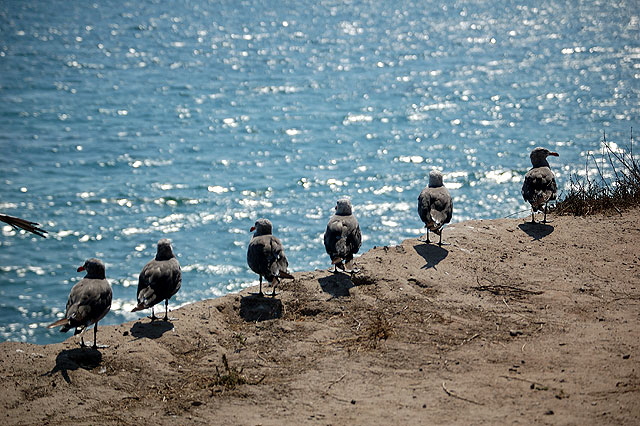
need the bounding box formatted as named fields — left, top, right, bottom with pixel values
left=1, top=0, right=638, bottom=344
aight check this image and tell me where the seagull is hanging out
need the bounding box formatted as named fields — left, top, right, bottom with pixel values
left=418, top=170, right=453, bottom=245
left=47, top=258, right=112, bottom=349
left=0, top=214, right=47, bottom=237
left=324, top=198, right=362, bottom=272
left=131, top=239, right=182, bottom=321
left=247, top=218, right=293, bottom=297
left=522, top=147, right=559, bottom=223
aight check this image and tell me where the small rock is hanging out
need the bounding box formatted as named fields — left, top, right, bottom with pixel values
left=351, top=400, right=356, bottom=405
left=622, top=354, right=630, bottom=359
left=544, top=410, right=554, bottom=415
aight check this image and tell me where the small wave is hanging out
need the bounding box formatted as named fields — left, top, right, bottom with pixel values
left=342, top=113, right=373, bottom=125
left=182, top=263, right=244, bottom=275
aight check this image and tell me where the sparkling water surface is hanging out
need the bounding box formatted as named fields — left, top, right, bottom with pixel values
left=1, top=0, right=638, bottom=344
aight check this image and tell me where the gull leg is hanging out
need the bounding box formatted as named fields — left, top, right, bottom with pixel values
left=93, top=324, right=98, bottom=349
left=160, top=299, right=178, bottom=322
left=148, top=306, right=158, bottom=321
left=330, top=258, right=344, bottom=273
left=542, top=204, right=552, bottom=224
left=345, top=259, right=359, bottom=274
left=345, top=259, right=353, bottom=271
left=92, top=322, right=109, bottom=349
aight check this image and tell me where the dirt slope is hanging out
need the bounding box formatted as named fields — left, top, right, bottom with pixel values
left=1, top=210, right=639, bottom=425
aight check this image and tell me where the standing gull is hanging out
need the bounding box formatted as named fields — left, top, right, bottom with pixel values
left=324, top=198, right=362, bottom=272
left=521, top=147, right=559, bottom=223
left=132, top=239, right=182, bottom=321
left=47, top=258, right=112, bottom=349
left=247, top=218, right=293, bottom=297
left=418, top=170, right=453, bottom=245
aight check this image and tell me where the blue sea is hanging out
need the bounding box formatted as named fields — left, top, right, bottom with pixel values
left=1, top=0, right=638, bottom=344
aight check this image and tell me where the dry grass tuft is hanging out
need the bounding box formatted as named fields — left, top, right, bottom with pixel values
left=555, top=129, right=640, bottom=216
left=365, top=312, right=393, bottom=348
left=212, top=354, right=249, bottom=390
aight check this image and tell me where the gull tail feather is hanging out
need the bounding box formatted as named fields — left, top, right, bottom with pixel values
left=279, top=270, right=294, bottom=279
left=131, top=303, right=146, bottom=312
left=47, top=318, right=70, bottom=329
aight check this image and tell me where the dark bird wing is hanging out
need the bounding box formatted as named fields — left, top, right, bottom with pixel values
left=324, top=219, right=347, bottom=261
left=522, top=167, right=557, bottom=211
left=135, top=258, right=182, bottom=309
left=59, top=278, right=112, bottom=332
left=346, top=221, right=362, bottom=257
left=324, top=215, right=362, bottom=262
left=0, top=214, right=47, bottom=238
left=418, top=187, right=452, bottom=233
left=268, top=237, right=289, bottom=279
left=248, top=235, right=290, bottom=281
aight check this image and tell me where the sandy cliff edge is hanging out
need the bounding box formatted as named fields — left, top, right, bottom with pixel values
left=1, top=210, right=639, bottom=425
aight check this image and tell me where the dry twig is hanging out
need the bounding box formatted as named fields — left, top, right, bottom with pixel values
left=327, top=374, right=347, bottom=389
left=441, top=382, right=484, bottom=405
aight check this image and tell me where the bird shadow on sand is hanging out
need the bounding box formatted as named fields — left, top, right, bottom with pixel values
left=413, top=243, right=449, bottom=269
left=130, top=320, right=174, bottom=339
left=239, top=295, right=283, bottom=322
left=518, top=222, right=554, bottom=241
left=44, top=347, right=102, bottom=384
left=318, top=272, right=354, bottom=297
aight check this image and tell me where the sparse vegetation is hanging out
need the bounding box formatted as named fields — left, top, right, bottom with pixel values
left=555, top=129, right=640, bottom=216
left=365, top=312, right=393, bottom=348
left=232, top=332, right=247, bottom=346
left=212, top=354, right=249, bottom=390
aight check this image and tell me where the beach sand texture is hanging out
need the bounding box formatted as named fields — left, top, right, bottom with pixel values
left=1, top=209, right=639, bottom=425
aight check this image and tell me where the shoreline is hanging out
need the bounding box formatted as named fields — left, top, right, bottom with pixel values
left=1, top=210, right=639, bottom=424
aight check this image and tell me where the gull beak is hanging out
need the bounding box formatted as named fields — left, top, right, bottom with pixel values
left=250, top=226, right=256, bottom=232
left=77, top=266, right=85, bottom=272
left=549, top=151, right=559, bottom=157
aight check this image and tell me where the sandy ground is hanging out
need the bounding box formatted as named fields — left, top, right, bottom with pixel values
left=1, top=209, right=639, bottom=425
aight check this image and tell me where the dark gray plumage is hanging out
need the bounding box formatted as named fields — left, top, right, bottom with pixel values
left=324, top=198, right=362, bottom=272
left=47, top=258, right=112, bottom=349
left=247, top=218, right=293, bottom=297
left=418, top=170, right=453, bottom=245
left=0, top=214, right=47, bottom=238
left=132, top=239, right=182, bottom=321
left=521, top=147, right=559, bottom=223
